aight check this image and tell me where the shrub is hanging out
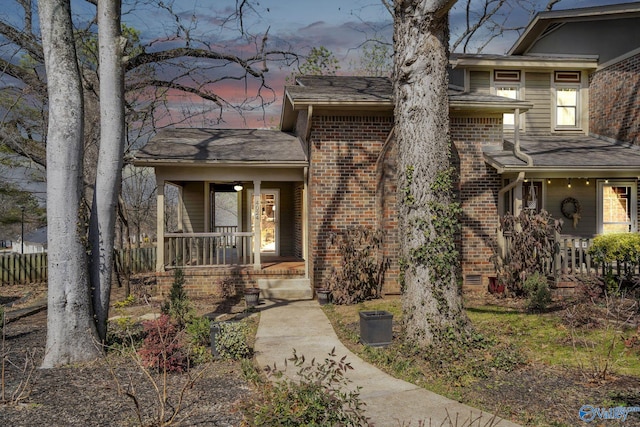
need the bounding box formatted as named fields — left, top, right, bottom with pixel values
left=138, top=314, right=187, bottom=372
left=113, top=294, right=136, bottom=308
left=186, top=316, right=213, bottom=364
left=243, top=349, right=369, bottom=426
left=493, top=209, right=562, bottom=296
left=523, top=272, right=552, bottom=311
left=215, top=321, right=251, bottom=360
left=106, top=316, right=145, bottom=350
left=162, top=268, right=192, bottom=327
left=328, top=226, right=388, bottom=305
left=589, top=233, right=640, bottom=281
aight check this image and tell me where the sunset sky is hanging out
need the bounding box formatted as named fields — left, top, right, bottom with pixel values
left=110, top=0, right=635, bottom=128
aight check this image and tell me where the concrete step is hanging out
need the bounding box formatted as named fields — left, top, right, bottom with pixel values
left=257, top=278, right=313, bottom=300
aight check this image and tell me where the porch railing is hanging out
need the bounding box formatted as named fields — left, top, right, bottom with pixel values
left=164, top=232, right=253, bottom=268
left=502, top=231, right=640, bottom=281
left=553, top=233, right=595, bottom=278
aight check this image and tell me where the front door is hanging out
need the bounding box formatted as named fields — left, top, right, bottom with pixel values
left=248, top=189, right=279, bottom=255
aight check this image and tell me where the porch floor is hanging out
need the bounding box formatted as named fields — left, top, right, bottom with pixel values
left=260, top=257, right=305, bottom=274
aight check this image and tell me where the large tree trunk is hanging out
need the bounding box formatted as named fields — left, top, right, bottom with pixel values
left=393, top=0, right=470, bottom=346
left=90, top=0, right=125, bottom=342
left=39, top=0, right=102, bottom=368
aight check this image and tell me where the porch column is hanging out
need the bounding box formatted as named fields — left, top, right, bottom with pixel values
left=253, top=180, right=261, bottom=270
left=514, top=181, right=524, bottom=216
left=156, top=179, right=165, bottom=272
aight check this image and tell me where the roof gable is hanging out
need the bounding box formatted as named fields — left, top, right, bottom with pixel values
left=509, top=2, right=640, bottom=60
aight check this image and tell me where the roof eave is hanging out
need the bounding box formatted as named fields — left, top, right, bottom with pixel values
left=132, top=159, right=309, bottom=168
left=451, top=56, right=598, bottom=69
left=450, top=100, right=533, bottom=114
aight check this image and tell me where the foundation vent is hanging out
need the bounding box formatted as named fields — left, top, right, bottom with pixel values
left=465, top=275, right=482, bottom=286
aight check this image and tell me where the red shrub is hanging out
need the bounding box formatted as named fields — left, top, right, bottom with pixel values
left=138, top=314, right=187, bottom=372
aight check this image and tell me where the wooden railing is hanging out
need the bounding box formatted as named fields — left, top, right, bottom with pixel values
left=553, top=234, right=595, bottom=278
left=164, top=232, right=253, bottom=268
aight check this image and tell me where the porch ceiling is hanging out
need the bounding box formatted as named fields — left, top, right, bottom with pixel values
left=484, top=135, right=640, bottom=174
left=132, top=128, right=308, bottom=166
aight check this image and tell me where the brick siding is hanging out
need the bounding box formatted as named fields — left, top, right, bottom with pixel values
left=451, top=116, right=503, bottom=288
left=590, top=52, right=640, bottom=145
left=156, top=267, right=305, bottom=298
left=307, top=113, right=399, bottom=293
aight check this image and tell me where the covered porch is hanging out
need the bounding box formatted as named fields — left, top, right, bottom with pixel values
left=133, top=128, right=311, bottom=296
left=486, top=135, right=640, bottom=283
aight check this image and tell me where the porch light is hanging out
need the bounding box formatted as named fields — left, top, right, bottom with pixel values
left=234, top=183, right=244, bottom=192
left=586, top=178, right=590, bottom=185
left=567, top=178, right=572, bottom=189
left=547, top=179, right=551, bottom=185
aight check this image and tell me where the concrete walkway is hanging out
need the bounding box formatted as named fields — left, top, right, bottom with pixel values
left=254, top=299, right=521, bottom=427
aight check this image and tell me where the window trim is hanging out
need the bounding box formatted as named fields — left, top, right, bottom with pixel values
left=597, top=180, right=637, bottom=234
left=494, top=70, right=521, bottom=82
left=552, top=83, right=581, bottom=130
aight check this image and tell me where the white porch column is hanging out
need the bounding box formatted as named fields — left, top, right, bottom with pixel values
left=514, top=181, right=524, bottom=216
left=156, top=178, right=165, bottom=272
left=253, top=180, right=261, bottom=270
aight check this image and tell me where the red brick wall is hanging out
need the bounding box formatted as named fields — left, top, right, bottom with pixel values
left=156, top=267, right=305, bottom=298
left=294, top=182, right=304, bottom=259
left=590, top=53, right=640, bottom=145
left=307, top=113, right=399, bottom=293
left=451, top=116, right=503, bottom=288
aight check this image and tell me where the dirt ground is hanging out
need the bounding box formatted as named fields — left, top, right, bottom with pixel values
left=2, top=278, right=640, bottom=427
left=0, top=279, right=254, bottom=427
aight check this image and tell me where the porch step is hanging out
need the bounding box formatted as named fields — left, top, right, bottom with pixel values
left=257, top=278, right=313, bottom=300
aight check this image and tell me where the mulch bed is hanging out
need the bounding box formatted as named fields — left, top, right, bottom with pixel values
left=1, top=285, right=255, bottom=427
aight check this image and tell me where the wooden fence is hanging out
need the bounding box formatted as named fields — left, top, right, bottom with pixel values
left=1, top=247, right=157, bottom=285
left=0, top=252, right=48, bottom=285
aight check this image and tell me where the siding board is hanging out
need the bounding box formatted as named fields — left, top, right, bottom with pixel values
left=524, top=72, right=552, bottom=135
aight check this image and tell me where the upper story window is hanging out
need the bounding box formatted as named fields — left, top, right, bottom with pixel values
left=554, top=71, right=581, bottom=130
left=494, top=70, right=521, bottom=129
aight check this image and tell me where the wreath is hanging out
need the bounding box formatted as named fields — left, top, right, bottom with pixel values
left=561, top=197, right=582, bottom=228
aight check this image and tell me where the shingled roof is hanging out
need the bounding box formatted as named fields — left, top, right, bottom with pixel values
left=484, top=135, right=640, bottom=173
left=133, top=128, right=307, bottom=165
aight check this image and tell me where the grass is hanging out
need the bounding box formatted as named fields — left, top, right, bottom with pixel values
left=322, top=294, right=640, bottom=426
left=466, top=304, right=640, bottom=377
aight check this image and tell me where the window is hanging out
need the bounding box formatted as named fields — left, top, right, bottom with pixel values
left=493, top=70, right=521, bottom=129
left=598, top=181, right=637, bottom=234
left=496, top=85, right=520, bottom=127
left=555, top=86, right=579, bottom=128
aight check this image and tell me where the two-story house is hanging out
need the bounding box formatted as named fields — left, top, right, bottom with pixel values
left=134, top=2, right=640, bottom=298
left=450, top=1, right=640, bottom=287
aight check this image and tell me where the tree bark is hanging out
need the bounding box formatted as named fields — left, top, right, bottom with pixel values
left=393, top=0, right=470, bottom=346
left=38, top=0, right=102, bottom=368
left=90, top=0, right=125, bottom=342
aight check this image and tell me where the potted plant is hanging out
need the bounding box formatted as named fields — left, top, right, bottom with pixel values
left=244, top=287, right=261, bottom=308
left=315, top=288, right=331, bottom=305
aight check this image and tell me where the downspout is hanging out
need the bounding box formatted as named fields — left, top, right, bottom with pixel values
left=497, top=171, right=525, bottom=259
left=513, top=108, right=533, bottom=167
left=304, top=106, right=313, bottom=285
left=496, top=108, right=531, bottom=259
left=305, top=105, right=313, bottom=143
